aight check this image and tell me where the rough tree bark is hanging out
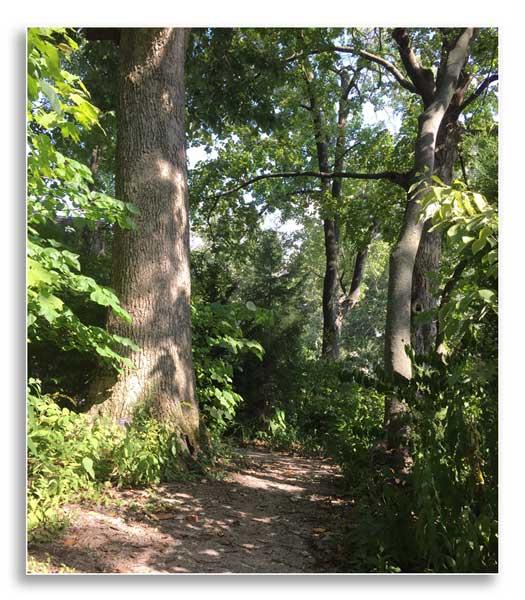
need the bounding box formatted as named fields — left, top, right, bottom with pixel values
left=411, top=72, right=471, bottom=356
left=384, top=28, right=475, bottom=382
left=90, top=28, right=201, bottom=455
left=383, top=28, right=475, bottom=452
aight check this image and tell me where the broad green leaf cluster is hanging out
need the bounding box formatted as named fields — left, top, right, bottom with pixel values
left=27, top=28, right=137, bottom=371
left=420, top=179, right=498, bottom=350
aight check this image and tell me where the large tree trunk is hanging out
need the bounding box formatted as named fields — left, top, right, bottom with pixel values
left=91, top=28, right=201, bottom=454
left=384, top=110, right=444, bottom=381
left=410, top=221, right=441, bottom=356
left=383, top=29, right=474, bottom=455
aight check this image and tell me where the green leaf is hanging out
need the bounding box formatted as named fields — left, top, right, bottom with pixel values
left=34, top=111, right=58, bottom=129
left=27, top=75, right=38, bottom=101
left=27, top=259, right=56, bottom=287
left=472, top=193, right=487, bottom=212
left=478, top=289, right=495, bottom=303
left=471, top=237, right=486, bottom=255
left=37, top=292, right=64, bottom=322
left=40, top=80, right=62, bottom=115
left=82, top=457, right=95, bottom=479
left=447, top=224, right=461, bottom=238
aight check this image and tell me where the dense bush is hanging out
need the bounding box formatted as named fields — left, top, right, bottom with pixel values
left=192, top=302, right=265, bottom=436
left=27, top=380, right=185, bottom=535
left=336, top=182, right=499, bottom=573
left=344, top=351, right=497, bottom=573
left=252, top=361, right=385, bottom=463
left=408, top=333, right=497, bottom=571
left=28, top=379, right=109, bottom=531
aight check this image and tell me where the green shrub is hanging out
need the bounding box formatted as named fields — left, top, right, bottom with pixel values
left=27, top=379, right=114, bottom=531
left=27, top=380, right=186, bottom=535
left=407, top=351, right=498, bottom=572
left=110, top=408, right=181, bottom=487
left=27, top=28, right=138, bottom=377
left=341, top=350, right=497, bottom=573
left=192, top=302, right=264, bottom=436
left=255, top=361, right=385, bottom=464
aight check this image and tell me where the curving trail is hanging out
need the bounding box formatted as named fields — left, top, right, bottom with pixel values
left=28, top=447, right=352, bottom=574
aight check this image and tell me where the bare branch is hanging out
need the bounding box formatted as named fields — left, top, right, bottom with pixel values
left=459, top=73, right=498, bottom=113
left=458, top=149, right=469, bottom=188
left=208, top=169, right=411, bottom=200
left=330, top=141, right=362, bottom=170
left=339, top=271, right=348, bottom=296
left=342, top=67, right=362, bottom=100
left=335, top=45, right=416, bottom=94
left=288, top=188, right=322, bottom=196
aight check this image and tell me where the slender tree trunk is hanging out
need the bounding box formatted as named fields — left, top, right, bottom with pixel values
left=314, top=68, right=361, bottom=360
left=336, top=236, right=373, bottom=334
left=90, top=28, right=201, bottom=455
left=304, top=75, right=339, bottom=360
left=384, top=28, right=474, bottom=382
left=322, top=216, right=341, bottom=359
left=411, top=80, right=468, bottom=356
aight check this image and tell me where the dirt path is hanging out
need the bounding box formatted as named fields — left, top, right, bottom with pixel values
left=28, top=447, right=351, bottom=574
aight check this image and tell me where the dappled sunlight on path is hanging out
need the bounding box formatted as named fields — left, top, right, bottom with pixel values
left=28, top=447, right=350, bottom=574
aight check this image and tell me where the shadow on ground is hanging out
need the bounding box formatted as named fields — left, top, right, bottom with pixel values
left=28, top=447, right=353, bottom=574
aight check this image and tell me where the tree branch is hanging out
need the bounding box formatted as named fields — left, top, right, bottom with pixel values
left=392, top=28, right=436, bottom=106
left=83, top=28, right=121, bottom=44
left=335, top=45, right=417, bottom=94
left=288, top=187, right=323, bottom=196
left=285, top=45, right=416, bottom=94
left=341, top=67, right=362, bottom=101
left=459, top=73, right=498, bottom=113
left=458, top=149, right=469, bottom=188
left=330, top=141, right=362, bottom=170
left=209, top=169, right=412, bottom=200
